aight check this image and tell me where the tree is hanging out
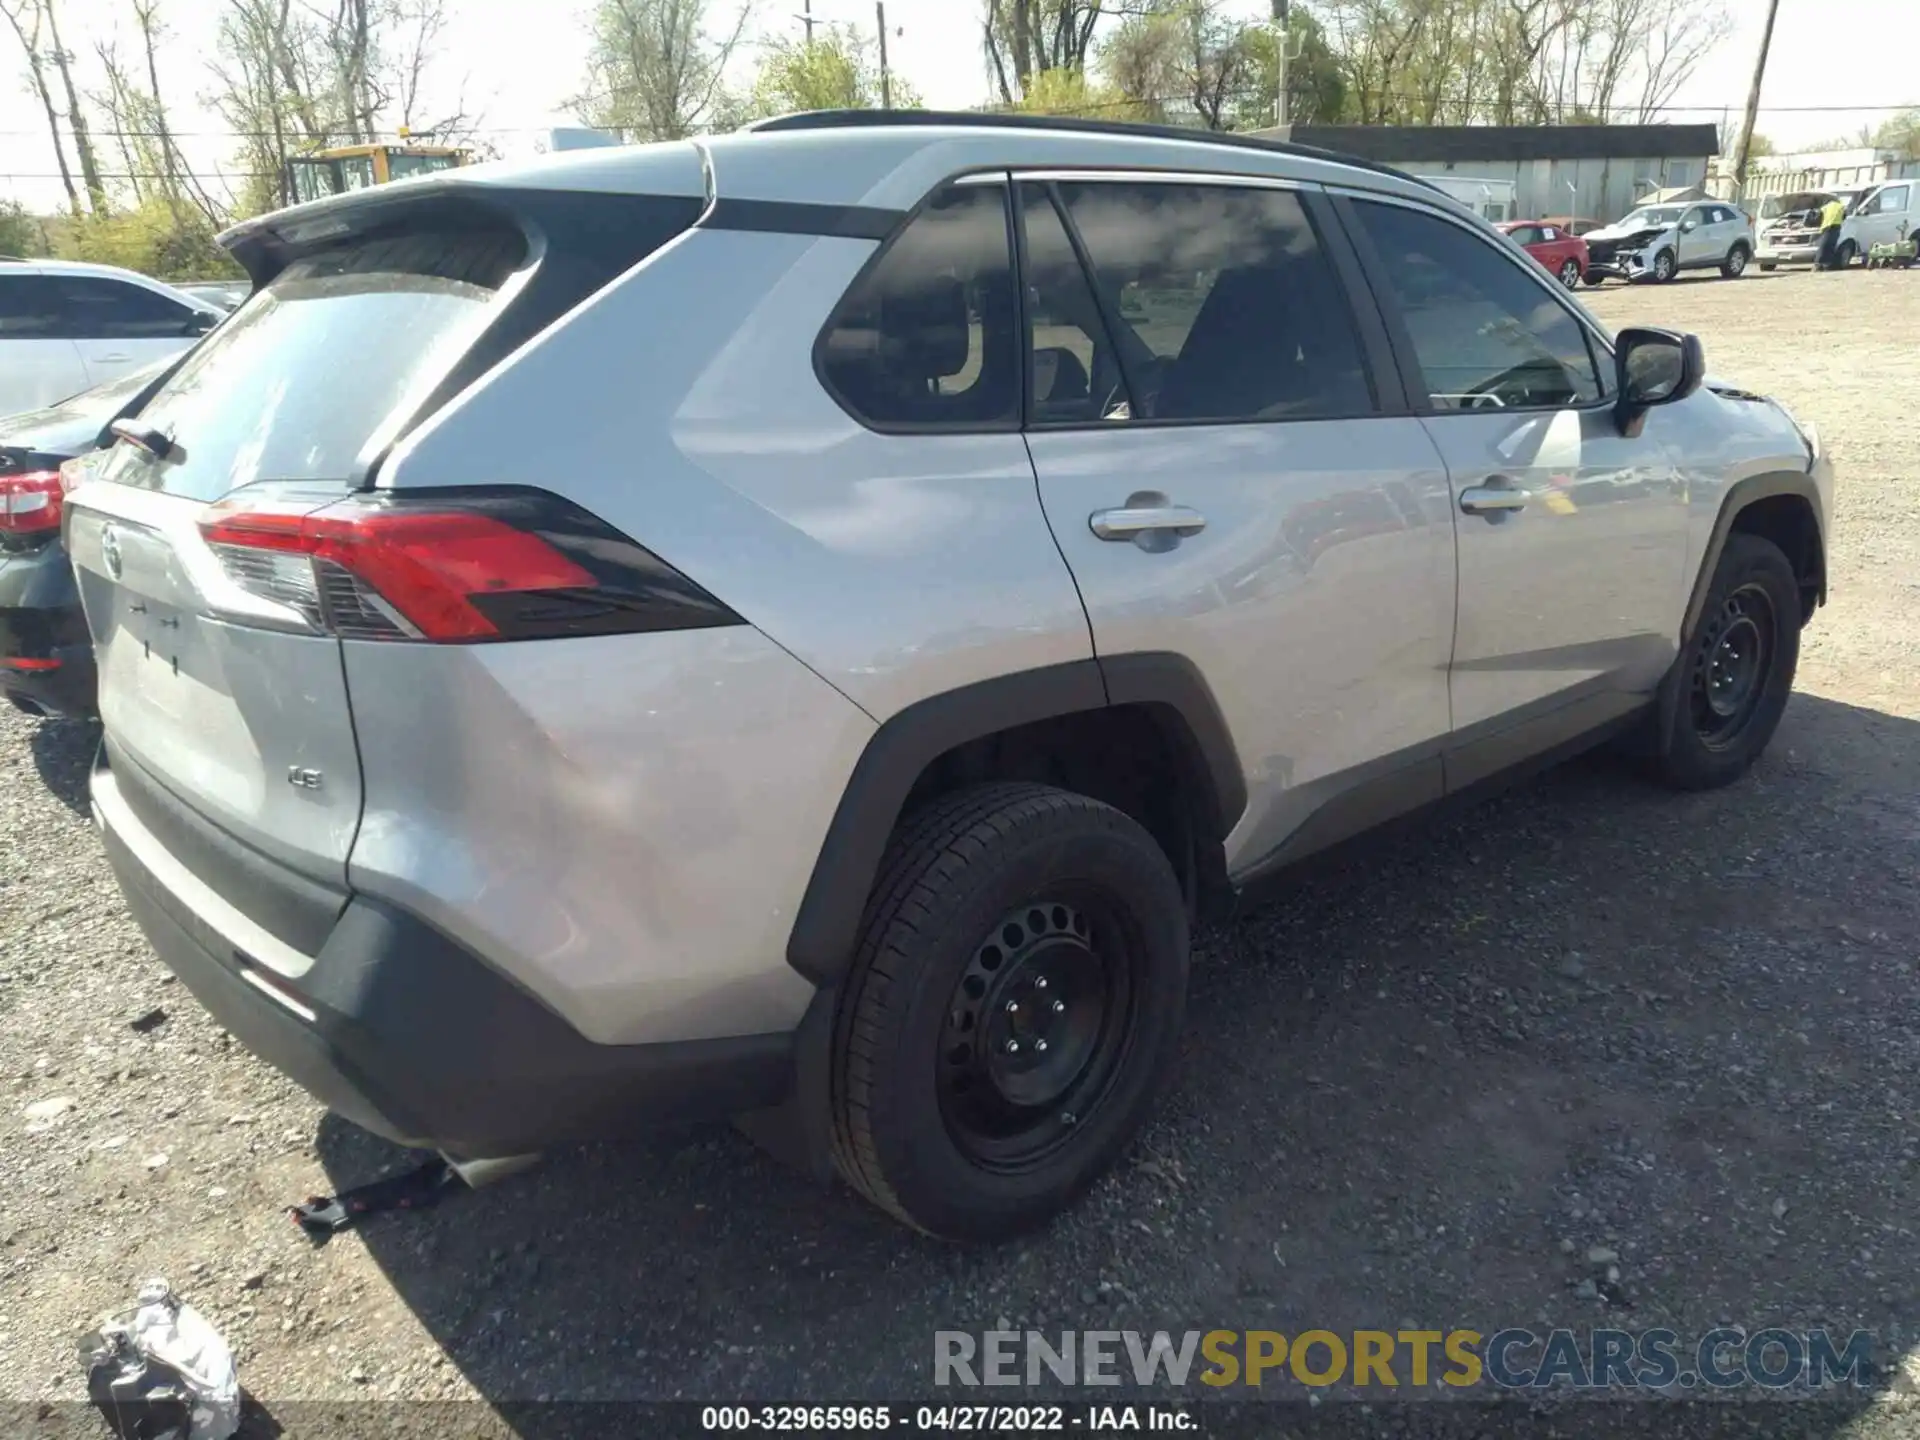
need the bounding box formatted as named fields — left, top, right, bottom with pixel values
left=736, top=23, right=919, bottom=122
left=1875, top=109, right=1920, bottom=159
left=1233, top=8, right=1349, bottom=126
left=984, top=0, right=1104, bottom=106
left=576, top=0, right=752, bottom=141
left=41, top=0, right=106, bottom=211
left=0, top=199, right=50, bottom=257
left=0, top=0, right=81, bottom=215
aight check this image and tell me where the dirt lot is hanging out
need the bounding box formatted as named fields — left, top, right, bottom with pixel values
left=4, top=266, right=1920, bottom=1434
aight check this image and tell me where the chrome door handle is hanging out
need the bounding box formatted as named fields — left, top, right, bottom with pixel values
left=1089, top=505, right=1207, bottom=541
left=1459, top=485, right=1530, bottom=516
left=95, top=353, right=133, bottom=363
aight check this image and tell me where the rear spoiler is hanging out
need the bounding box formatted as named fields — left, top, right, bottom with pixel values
left=217, top=179, right=521, bottom=288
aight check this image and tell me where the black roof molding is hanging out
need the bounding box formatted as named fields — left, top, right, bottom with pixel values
left=1281, top=124, right=1722, bottom=164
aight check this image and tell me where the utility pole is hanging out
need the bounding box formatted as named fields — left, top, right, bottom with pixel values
left=1730, top=0, right=1781, bottom=194
left=1270, top=0, right=1291, bottom=130
left=876, top=2, right=892, bottom=109
left=796, top=0, right=815, bottom=43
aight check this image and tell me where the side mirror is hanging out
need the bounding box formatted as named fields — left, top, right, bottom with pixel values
left=185, top=309, right=220, bottom=336
left=1614, top=327, right=1704, bottom=437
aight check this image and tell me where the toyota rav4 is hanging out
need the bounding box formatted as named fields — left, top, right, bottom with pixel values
left=65, top=112, right=1832, bottom=1241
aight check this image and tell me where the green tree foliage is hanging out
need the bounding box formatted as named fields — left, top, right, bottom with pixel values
left=58, top=200, right=241, bottom=281
left=1875, top=109, right=1920, bottom=159
left=736, top=24, right=921, bottom=122
left=577, top=0, right=750, bottom=140
left=0, top=200, right=50, bottom=258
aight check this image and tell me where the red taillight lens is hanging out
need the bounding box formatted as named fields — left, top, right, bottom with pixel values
left=197, top=487, right=742, bottom=644
left=0, top=471, right=63, bottom=534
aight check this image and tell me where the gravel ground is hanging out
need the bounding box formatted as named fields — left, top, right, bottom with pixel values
left=4, top=266, right=1920, bottom=1436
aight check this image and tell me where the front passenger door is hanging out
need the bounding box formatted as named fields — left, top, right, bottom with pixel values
left=1343, top=197, right=1688, bottom=788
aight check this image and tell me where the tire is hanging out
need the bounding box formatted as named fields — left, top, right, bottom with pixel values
left=1650, top=533, right=1800, bottom=791
left=1837, top=239, right=1858, bottom=269
left=1650, top=249, right=1677, bottom=283
left=1758, top=261, right=1777, bottom=272
left=1721, top=242, right=1750, bottom=278
left=1558, top=258, right=1583, bottom=289
left=829, top=782, right=1188, bottom=1241
left=1583, top=272, right=1606, bottom=287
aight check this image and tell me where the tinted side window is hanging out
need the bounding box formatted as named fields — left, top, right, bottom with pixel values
left=1020, top=184, right=1127, bottom=424
left=1055, top=181, right=1376, bottom=423
left=1352, top=201, right=1601, bottom=413
left=0, top=275, right=63, bottom=338
left=818, top=183, right=1018, bottom=431
left=56, top=277, right=194, bottom=339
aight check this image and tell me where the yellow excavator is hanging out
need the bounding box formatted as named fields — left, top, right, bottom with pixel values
left=283, top=139, right=469, bottom=206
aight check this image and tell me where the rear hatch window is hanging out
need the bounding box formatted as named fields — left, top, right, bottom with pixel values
left=94, top=227, right=525, bottom=501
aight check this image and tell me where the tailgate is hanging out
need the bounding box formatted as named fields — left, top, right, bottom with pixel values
left=68, top=484, right=363, bottom=898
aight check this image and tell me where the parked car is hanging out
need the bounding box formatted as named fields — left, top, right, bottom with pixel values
left=1, top=357, right=179, bottom=717
left=65, top=112, right=1832, bottom=1241
left=174, top=280, right=250, bottom=313
left=0, top=259, right=222, bottom=417
left=1583, top=201, right=1755, bottom=283
left=1496, top=219, right=1591, bottom=289
left=1538, top=215, right=1605, bottom=238
left=1841, top=179, right=1920, bottom=267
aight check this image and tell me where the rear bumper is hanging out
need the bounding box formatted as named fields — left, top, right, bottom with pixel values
left=94, top=755, right=797, bottom=1155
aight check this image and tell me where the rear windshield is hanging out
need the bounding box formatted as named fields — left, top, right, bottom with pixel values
left=95, top=227, right=524, bottom=502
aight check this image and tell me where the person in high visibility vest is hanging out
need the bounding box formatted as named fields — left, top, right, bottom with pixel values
left=1816, top=196, right=1849, bottom=270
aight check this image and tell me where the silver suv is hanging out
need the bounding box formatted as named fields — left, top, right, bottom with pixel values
left=64, top=113, right=1832, bottom=1241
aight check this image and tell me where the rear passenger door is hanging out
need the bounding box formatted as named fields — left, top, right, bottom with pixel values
left=0, top=271, right=89, bottom=415
left=1341, top=195, right=1688, bottom=788
left=1021, top=175, right=1459, bottom=877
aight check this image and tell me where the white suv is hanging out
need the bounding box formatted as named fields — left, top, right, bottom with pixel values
left=0, top=259, right=222, bottom=417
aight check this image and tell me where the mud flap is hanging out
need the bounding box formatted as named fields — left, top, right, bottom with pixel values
left=732, top=984, right=837, bottom=1185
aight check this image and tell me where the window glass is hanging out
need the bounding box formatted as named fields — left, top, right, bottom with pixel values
left=54, top=277, right=194, bottom=339
left=818, top=183, right=1018, bottom=430
left=388, top=151, right=461, bottom=181
left=96, top=227, right=524, bottom=501
left=339, top=155, right=377, bottom=190
left=1020, top=184, right=1126, bottom=424
left=1353, top=200, right=1602, bottom=413
left=1872, top=185, right=1910, bottom=214
left=1508, top=225, right=1541, bottom=246
left=0, top=275, right=63, bottom=338
left=1054, top=181, right=1375, bottom=423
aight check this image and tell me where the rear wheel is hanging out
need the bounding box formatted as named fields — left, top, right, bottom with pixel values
left=1557, top=258, right=1583, bottom=289
left=1583, top=272, right=1606, bottom=287
left=1650, top=533, right=1800, bottom=791
left=829, top=782, right=1188, bottom=1241
left=1721, top=242, right=1750, bottom=278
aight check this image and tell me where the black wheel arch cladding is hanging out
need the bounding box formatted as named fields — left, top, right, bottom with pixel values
left=785, top=654, right=1244, bottom=987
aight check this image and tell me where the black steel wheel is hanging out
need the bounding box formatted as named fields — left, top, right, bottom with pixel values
left=830, top=782, right=1188, bottom=1241
left=938, top=898, right=1140, bottom=1172
left=1652, top=532, right=1801, bottom=791
left=1691, top=583, right=1775, bottom=750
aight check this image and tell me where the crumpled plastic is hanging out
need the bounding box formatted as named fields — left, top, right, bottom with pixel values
left=80, top=1278, right=241, bottom=1440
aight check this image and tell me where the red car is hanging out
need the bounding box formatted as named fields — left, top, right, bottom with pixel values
left=1497, top=221, right=1592, bottom=290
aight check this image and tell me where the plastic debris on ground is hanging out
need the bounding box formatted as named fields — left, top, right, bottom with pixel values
left=79, top=1278, right=241, bottom=1440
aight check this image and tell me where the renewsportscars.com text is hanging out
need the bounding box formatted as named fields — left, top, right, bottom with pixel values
left=934, top=1328, right=1879, bottom=1392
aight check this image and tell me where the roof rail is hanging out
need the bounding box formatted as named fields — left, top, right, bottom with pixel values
left=747, top=109, right=1418, bottom=178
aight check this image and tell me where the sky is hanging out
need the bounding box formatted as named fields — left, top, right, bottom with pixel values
left=0, top=0, right=1916, bottom=215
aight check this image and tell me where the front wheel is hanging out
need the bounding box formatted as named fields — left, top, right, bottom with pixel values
left=1650, top=249, right=1678, bottom=283
left=1583, top=272, right=1606, bottom=287
left=1837, top=239, right=1859, bottom=269
left=829, top=782, right=1189, bottom=1241
left=1758, top=260, right=1777, bottom=272
left=1650, top=533, right=1801, bottom=791
left=1558, top=258, right=1584, bottom=289
left=1721, top=243, right=1750, bottom=278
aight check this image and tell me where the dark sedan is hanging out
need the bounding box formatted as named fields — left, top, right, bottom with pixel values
left=1, top=359, right=176, bottom=717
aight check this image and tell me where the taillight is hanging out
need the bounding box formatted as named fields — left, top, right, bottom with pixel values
left=0, top=471, right=62, bottom=535
left=197, top=486, right=743, bottom=643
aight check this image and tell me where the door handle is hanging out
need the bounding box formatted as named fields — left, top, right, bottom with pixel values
left=94, top=353, right=133, bottom=363
left=1459, top=484, right=1530, bottom=516
left=1089, top=505, right=1207, bottom=542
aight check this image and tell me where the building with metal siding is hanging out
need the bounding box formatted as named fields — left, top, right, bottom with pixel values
left=1251, top=124, right=1721, bottom=224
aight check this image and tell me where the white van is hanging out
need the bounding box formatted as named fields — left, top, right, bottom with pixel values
left=1842, top=180, right=1920, bottom=264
